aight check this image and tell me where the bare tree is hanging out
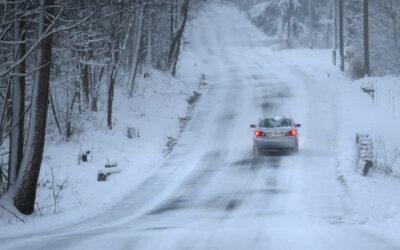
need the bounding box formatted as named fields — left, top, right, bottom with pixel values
left=8, top=0, right=26, bottom=188
left=371, top=0, right=400, bottom=72
left=339, top=0, right=344, bottom=71
left=13, top=0, right=55, bottom=215
left=287, top=0, right=294, bottom=48
left=0, top=0, right=194, bottom=211
left=168, top=0, right=190, bottom=76
left=107, top=2, right=124, bottom=129
left=307, top=0, right=314, bottom=49
left=363, top=0, right=370, bottom=76
left=128, top=1, right=146, bottom=97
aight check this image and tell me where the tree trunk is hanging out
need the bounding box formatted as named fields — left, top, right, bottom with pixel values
left=8, top=10, right=26, bottom=188
left=81, top=64, right=90, bottom=104
left=170, top=1, right=174, bottom=42
left=175, top=0, right=179, bottom=29
left=168, top=0, right=190, bottom=77
left=0, top=78, right=11, bottom=146
left=363, top=0, right=370, bottom=76
left=66, top=91, right=79, bottom=140
left=91, top=65, right=104, bottom=113
left=0, top=168, right=3, bottom=195
left=127, top=1, right=145, bottom=97
left=287, top=0, right=293, bottom=48
left=333, top=0, right=337, bottom=65
left=308, top=0, right=314, bottom=49
left=339, top=0, right=344, bottom=71
left=107, top=21, right=120, bottom=129
left=13, top=0, right=54, bottom=215
left=146, top=10, right=154, bottom=66
left=107, top=71, right=116, bottom=129
left=49, top=89, right=62, bottom=138
left=91, top=96, right=97, bottom=112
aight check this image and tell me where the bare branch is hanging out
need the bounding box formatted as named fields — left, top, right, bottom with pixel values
left=0, top=204, right=25, bottom=223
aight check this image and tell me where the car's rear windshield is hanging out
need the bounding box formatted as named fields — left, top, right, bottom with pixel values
left=260, top=118, right=292, bottom=128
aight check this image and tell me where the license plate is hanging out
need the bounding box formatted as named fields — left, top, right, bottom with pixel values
left=269, top=132, right=283, bottom=137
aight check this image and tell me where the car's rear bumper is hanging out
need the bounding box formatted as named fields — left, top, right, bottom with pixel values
left=254, top=137, right=297, bottom=150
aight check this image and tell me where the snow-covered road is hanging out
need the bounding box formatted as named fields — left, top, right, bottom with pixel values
left=1, top=3, right=400, bottom=250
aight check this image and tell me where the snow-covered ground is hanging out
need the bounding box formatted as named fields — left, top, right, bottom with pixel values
left=273, top=48, right=400, bottom=238
left=1, top=2, right=400, bottom=250
left=0, top=69, right=201, bottom=227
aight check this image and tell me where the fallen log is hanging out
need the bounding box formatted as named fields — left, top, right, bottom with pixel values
left=97, top=166, right=122, bottom=182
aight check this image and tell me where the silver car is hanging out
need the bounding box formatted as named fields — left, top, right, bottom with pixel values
left=250, top=116, right=300, bottom=156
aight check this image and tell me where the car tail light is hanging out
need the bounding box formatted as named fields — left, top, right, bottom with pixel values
left=285, top=128, right=297, bottom=137
left=255, top=130, right=265, bottom=137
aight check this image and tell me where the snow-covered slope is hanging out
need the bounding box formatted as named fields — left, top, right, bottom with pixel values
left=272, top=48, right=400, bottom=234
left=0, top=68, right=201, bottom=228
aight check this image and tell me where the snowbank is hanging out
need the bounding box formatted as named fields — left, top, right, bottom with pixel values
left=274, top=49, right=400, bottom=177
left=352, top=77, right=400, bottom=176
left=274, top=48, right=400, bottom=232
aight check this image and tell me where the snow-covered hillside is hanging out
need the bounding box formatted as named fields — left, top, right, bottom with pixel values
left=0, top=69, right=202, bottom=228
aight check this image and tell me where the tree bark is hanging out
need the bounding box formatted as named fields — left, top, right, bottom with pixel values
left=91, top=65, right=105, bottom=113
left=287, top=0, right=293, bottom=48
left=167, top=0, right=190, bottom=77
left=170, top=1, right=174, bottom=42
left=66, top=91, right=79, bottom=140
left=308, top=0, right=314, bottom=49
left=49, top=89, right=63, bottom=138
left=13, top=0, right=54, bottom=215
left=107, top=72, right=116, bottom=129
left=175, top=0, right=179, bottom=29
left=8, top=7, right=26, bottom=188
left=339, top=0, right=345, bottom=71
left=81, top=64, right=90, bottom=104
left=145, top=9, right=154, bottom=66
left=127, top=1, right=145, bottom=97
left=107, top=36, right=119, bottom=130
left=332, top=0, right=337, bottom=65
left=363, top=0, right=370, bottom=76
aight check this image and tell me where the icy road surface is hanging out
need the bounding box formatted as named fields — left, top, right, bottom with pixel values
left=1, top=3, right=400, bottom=250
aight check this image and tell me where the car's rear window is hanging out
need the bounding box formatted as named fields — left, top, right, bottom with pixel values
left=260, top=118, right=292, bottom=128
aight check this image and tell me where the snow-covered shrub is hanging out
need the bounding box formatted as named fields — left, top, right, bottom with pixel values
left=186, top=91, right=201, bottom=105
left=126, top=127, right=140, bottom=139
left=164, top=136, right=178, bottom=155
left=35, top=166, right=69, bottom=215
left=374, top=140, right=400, bottom=177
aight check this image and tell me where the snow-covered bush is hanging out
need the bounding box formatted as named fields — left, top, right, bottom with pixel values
left=374, top=140, right=400, bottom=177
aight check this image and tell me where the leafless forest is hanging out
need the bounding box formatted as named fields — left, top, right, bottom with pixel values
left=0, top=0, right=195, bottom=215
left=238, top=0, right=400, bottom=77
left=2, top=0, right=400, bottom=216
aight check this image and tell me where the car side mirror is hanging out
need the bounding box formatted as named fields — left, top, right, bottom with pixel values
left=295, top=124, right=301, bottom=128
left=250, top=124, right=256, bottom=129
